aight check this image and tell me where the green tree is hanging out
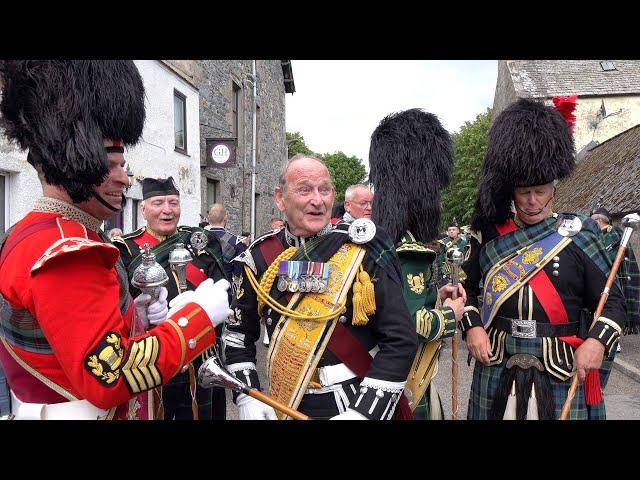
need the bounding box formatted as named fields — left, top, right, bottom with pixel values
left=321, top=151, right=368, bottom=202
left=441, top=107, right=492, bottom=228
left=286, top=131, right=315, bottom=158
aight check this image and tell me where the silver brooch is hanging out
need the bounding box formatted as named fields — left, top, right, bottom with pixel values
left=348, top=218, right=376, bottom=244
left=557, top=215, right=582, bottom=237
left=190, top=230, right=210, bottom=250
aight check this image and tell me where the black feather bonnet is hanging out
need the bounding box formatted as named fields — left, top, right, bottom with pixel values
left=470, top=98, right=575, bottom=231
left=0, top=60, right=145, bottom=202
left=369, top=108, right=454, bottom=244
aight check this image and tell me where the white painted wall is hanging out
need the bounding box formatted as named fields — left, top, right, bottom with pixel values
left=0, top=143, right=41, bottom=231
left=127, top=60, right=201, bottom=232
left=0, top=60, right=201, bottom=233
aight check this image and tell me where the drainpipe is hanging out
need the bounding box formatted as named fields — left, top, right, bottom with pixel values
left=250, top=60, right=257, bottom=241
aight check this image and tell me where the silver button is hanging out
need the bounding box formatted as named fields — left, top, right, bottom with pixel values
left=553, top=256, right=560, bottom=262
left=188, top=338, right=197, bottom=349
left=342, top=307, right=347, bottom=314
left=625, top=257, right=629, bottom=262
left=266, top=317, right=273, bottom=326
left=178, top=317, right=188, bottom=328
left=628, top=276, right=633, bottom=281
left=552, top=263, right=560, bottom=269
left=360, top=386, right=368, bottom=394
left=339, top=315, right=347, bottom=323
left=552, top=271, right=559, bottom=277
left=375, top=389, right=385, bottom=399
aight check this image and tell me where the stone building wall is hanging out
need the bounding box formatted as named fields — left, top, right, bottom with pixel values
left=197, top=60, right=287, bottom=238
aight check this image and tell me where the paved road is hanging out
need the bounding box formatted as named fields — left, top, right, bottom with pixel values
left=226, top=325, right=640, bottom=420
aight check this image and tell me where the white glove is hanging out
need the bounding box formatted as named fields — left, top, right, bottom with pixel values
left=236, top=393, right=277, bottom=420
left=330, top=408, right=368, bottom=420
left=134, top=287, right=169, bottom=329
left=167, top=278, right=232, bottom=328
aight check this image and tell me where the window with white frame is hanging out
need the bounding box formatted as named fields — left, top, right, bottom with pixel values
left=174, top=89, right=187, bottom=153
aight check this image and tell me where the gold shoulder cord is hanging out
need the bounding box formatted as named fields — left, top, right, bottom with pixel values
left=244, top=248, right=347, bottom=322
left=256, top=246, right=297, bottom=316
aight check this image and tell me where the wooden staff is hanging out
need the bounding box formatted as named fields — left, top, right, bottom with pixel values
left=446, top=247, right=465, bottom=420
left=559, top=213, right=639, bottom=420
left=198, top=349, right=309, bottom=420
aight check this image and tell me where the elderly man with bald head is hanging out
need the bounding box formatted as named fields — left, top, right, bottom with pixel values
left=222, top=154, right=417, bottom=420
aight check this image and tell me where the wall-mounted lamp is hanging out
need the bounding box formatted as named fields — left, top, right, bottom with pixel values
left=125, top=165, right=145, bottom=187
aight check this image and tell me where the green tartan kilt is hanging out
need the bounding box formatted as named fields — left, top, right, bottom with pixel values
left=413, top=384, right=445, bottom=420
left=467, top=334, right=606, bottom=420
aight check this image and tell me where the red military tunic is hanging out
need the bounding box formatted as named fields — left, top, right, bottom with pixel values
left=0, top=206, right=216, bottom=419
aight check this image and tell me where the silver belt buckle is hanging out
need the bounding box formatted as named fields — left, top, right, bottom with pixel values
left=511, top=319, right=536, bottom=338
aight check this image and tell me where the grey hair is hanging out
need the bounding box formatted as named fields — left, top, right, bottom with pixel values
left=344, top=184, right=371, bottom=201
left=278, top=154, right=331, bottom=192
left=591, top=213, right=610, bottom=224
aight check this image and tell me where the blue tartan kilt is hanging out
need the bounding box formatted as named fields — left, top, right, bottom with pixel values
left=467, top=334, right=607, bottom=420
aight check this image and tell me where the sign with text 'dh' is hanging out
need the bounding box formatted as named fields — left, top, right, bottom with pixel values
left=206, top=138, right=236, bottom=168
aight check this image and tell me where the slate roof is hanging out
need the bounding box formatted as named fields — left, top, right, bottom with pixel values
left=508, top=60, right=640, bottom=98
left=554, top=124, right=640, bottom=216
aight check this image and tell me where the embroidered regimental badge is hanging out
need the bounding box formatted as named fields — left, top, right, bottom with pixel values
left=85, top=332, right=124, bottom=386
left=407, top=272, right=425, bottom=294
left=522, top=248, right=543, bottom=264
left=492, top=274, right=508, bottom=292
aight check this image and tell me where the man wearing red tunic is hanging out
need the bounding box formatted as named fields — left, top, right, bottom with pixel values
left=0, top=60, right=231, bottom=419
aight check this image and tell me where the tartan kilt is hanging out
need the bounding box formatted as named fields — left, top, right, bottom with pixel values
left=413, top=384, right=444, bottom=420
left=467, top=334, right=605, bottom=420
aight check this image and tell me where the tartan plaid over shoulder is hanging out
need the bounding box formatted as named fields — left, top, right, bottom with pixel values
left=479, top=214, right=616, bottom=288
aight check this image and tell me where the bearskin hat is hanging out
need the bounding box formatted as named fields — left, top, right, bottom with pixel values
left=0, top=60, right=145, bottom=203
left=369, top=108, right=454, bottom=244
left=470, top=98, right=575, bottom=231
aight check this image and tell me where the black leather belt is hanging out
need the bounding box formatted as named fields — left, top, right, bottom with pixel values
left=493, top=316, right=579, bottom=338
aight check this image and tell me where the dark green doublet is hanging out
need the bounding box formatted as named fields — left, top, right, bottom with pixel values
left=397, top=232, right=457, bottom=419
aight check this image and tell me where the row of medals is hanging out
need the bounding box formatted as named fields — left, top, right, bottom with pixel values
left=277, top=272, right=328, bottom=293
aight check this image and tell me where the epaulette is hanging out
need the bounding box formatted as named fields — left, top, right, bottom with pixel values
left=396, top=232, right=437, bottom=258
left=32, top=237, right=119, bottom=273
left=119, top=226, right=145, bottom=240
left=114, top=227, right=145, bottom=256
left=396, top=241, right=437, bottom=262
left=246, top=229, right=279, bottom=251
left=235, top=229, right=280, bottom=273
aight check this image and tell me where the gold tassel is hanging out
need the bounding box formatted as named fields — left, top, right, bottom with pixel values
left=352, top=282, right=368, bottom=326
left=359, top=269, right=376, bottom=315
left=351, top=266, right=376, bottom=326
